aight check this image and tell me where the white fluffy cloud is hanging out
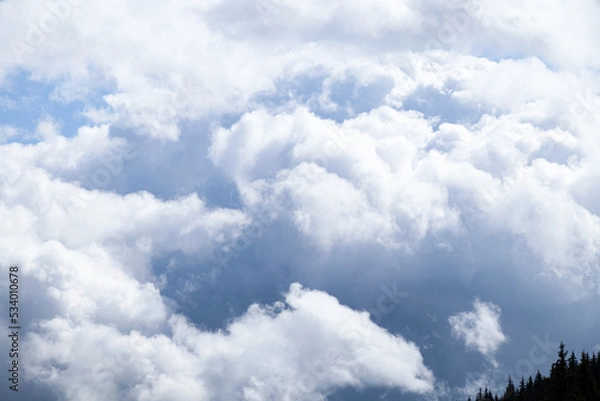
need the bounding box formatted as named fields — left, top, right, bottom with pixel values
left=209, top=102, right=600, bottom=292
left=0, top=130, right=249, bottom=262
left=0, top=121, right=436, bottom=399
left=210, top=106, right=461, bottom=251
left=0, top=123, right=251, bottom=336
left=1, top=0, right=600, bottom=399
left=25, top=284, right=435, bottom=401
left=449, top=300, right=507, bottom=365
left=470, top=0, right=600, bottom=69
left=0, top=0, right=595, bottom=141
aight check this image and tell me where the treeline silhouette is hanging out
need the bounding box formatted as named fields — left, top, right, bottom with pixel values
left=467, top=342, right=600, bottom=401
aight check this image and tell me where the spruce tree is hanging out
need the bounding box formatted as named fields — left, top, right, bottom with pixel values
left=504, top=376, right=516, bottom=401
left=466, top=343, right=600, bottom=401
left=549, top=342, right=568, bottom=401
left=519, top=376, right=525, bottom=395
left=579, top=351, right=599, bottom=400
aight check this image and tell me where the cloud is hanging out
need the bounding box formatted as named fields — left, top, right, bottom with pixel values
left=0, top=124, right=21, bottom=143
left=210, top=106, right=461, bottom=251
left=207, top=100, right=600, bottom=294
left=470, top=0, right=600, bottom=69
left=0, top=132, right=436, bottom=399
left=449, top=299, right=507, bottom=365
left=0, top=140, right=249, bottom=260
left=0, top=124, right=436, bottom=399
left=24, top=284, right=435, bottom=401
left=1, top=0, right=600, bottom=400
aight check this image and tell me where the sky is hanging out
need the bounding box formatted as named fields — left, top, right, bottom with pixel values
left=0, top=0, right=600, bottom=400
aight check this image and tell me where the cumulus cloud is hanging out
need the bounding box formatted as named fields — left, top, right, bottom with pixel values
left=0, top=132, right=435, bottom=398
left=0, top=124, right=252, bottom=338
left=210, top=106, right=461, bottom=251
left=207, top=101, right=600, bottom=293
left=24, top=284, right=434, bottom=401
left=1, top=0, right=600, bottom=399
left=449, top=299, right=507, bottom=365
left=0, top=136, right=249, bottom=261
left=470, top=0, right=600, bottom=69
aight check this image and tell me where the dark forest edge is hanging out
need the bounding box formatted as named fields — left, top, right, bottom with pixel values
left=466, top=343, right=600, bottom=401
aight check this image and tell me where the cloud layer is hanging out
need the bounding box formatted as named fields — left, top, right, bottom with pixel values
left=0, top=0, right=599, bottom=400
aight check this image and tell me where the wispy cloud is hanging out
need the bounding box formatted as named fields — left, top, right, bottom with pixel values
left=449, top=299, right=507, bottom=366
